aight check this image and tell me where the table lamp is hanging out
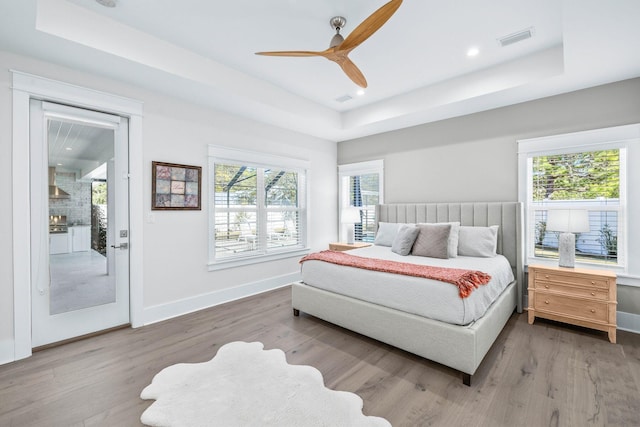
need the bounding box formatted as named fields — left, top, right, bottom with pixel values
left=341, top=207, right=361, bottom=244
left=546, top=209, right=590, bottom=268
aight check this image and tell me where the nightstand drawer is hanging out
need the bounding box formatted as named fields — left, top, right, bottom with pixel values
left=534, top=271, right=609, bottom=289
left=534, top=293, right=608, bottom=323
left=534, top=281, right=609, bottom=300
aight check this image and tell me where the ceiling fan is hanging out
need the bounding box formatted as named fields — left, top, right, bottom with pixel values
left=255, top=0, right=403, bottom=88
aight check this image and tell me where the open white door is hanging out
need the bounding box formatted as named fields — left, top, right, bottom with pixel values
left=30, top=100, right=130, bottom=347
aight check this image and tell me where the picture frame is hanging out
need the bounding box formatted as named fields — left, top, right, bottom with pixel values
left=151, top=161, right=202, bottom=210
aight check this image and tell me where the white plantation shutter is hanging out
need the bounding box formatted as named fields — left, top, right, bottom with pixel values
left=209, top=146, right=308, bottom=268
left=339, top=160, right=384, bottom=243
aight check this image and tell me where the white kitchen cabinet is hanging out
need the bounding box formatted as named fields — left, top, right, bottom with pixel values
left=50, top=233, right=70, bottom=254
left=70, top=225, right=91, bottom=252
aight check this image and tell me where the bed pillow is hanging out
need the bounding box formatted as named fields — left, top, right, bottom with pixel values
left=411, top=223, right=452, bottom=259
left=419, top=221, right=460, bottom=258
left=391, top=224, right=420, bottom=256
left=374, top=222, right=402, bottom=246
left=458, top=225, right=499, bottom=257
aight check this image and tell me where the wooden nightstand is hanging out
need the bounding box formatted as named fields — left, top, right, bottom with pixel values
left=528, top=265, right=617, bottom=343
left=329, top=242, right=372, bottom=251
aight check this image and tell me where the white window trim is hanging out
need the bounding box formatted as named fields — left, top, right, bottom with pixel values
left=208, top=145, right=310, bottom=270
left=518, top=124, right=640, bottom=274
left=338, top=160, right=384, bottom=242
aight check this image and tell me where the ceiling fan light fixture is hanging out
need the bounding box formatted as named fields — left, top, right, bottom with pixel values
left=330, top=34, right=345, bottom=48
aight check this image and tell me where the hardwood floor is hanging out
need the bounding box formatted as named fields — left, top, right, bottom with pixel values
left=1, top=286, right=639, bottom=426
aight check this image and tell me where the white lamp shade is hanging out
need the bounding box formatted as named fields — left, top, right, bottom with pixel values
left=341, top=207, right=361, bottom=224
left=546, top=209, right=590, bottom=233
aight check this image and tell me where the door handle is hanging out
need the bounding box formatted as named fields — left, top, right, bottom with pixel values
left=111, top=243, right=129, bottom=250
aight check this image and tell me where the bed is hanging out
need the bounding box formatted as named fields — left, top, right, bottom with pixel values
left=292, top=202, right=524, bottom=386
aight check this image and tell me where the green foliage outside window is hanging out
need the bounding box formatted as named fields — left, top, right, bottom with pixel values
left=532, top=150, right=619, bottom=201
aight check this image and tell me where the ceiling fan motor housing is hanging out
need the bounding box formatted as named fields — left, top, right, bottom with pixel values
left=329, top=16, right=346, bottom=47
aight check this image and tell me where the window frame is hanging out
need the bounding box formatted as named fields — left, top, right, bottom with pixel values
left=338, top=160, right=384, bottom=243
left=518, top=125, right=637, bottom=273
left=208, top=145, right=310, bottom=270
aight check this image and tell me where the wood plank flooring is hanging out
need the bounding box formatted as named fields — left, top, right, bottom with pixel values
left=1, top=286, right=639, bottom=426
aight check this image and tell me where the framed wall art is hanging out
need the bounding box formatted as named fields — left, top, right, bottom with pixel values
left=151, top=161, right=202, bottom=210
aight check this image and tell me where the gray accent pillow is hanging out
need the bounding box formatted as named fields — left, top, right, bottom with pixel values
left=411, top=223, right=452, bottom=259
left=458, top=225, right=499, bottom=257
left=374, top=222, right=401, bottom=246
left=419, top=221, right=460, bottom=258
left=391, top=224, right=420, bottom=256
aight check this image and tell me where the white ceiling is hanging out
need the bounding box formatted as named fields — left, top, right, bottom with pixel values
left=48, top=119, right=113, bottom=177
left=1, top=0, right=640, bottom=142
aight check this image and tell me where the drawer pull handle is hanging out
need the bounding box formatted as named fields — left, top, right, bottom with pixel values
left=590, top=309, right=596, bottom=313
left=545, top=285, right=549, bottom=289
left=545, top=275, right=549, bottom=279
left=545, top=300, right=550, bottom=304
left=591, top=281, right=595, bottom=284
left=591, top=292, right=596, bottom=296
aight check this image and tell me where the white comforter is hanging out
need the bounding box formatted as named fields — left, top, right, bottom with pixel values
left=300, top=245, right=515, bottom=325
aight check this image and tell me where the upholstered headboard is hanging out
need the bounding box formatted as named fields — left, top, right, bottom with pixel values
left=375, top=202, right=524, bottom=312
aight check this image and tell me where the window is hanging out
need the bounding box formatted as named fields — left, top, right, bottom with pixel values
left=518, top=125, right=637, bottom=271
left=338, top=160, right=384, bottom=243
left=209, top=146, right=309, bottom=269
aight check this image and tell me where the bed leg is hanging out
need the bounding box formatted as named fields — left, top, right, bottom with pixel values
left=462, top=373, right=471, bottom=387
left=293, top=308, right=300, bottom=317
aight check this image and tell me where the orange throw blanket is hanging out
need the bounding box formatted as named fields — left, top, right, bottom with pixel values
left=300, top=250, right=491, bottom=298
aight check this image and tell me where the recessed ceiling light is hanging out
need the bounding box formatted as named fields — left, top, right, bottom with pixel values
left=95, top=0, right=116, bottom=7
left=356, top=89, right=365, bottom=96
left=65, top=147, right=72, bottom=151
left=57, top=163, right=63, bottom=166
left=467, top=47, right=479, bottom=57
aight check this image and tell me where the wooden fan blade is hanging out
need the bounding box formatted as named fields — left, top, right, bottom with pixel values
left=255, top=50, right=326, bottom=57
left=339, top=0, right=403, bottom=52
left=336, top=57, right=368, bottom=88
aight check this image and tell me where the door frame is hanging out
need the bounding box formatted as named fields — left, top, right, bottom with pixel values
left=11, top=70, right=144, bottom=361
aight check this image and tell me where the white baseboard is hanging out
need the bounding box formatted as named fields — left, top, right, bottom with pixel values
left=142, top=272, right=301, bottom=326
left=0, top=339, right=15, bottom=365
left=617, top=311, right=640, bottom=335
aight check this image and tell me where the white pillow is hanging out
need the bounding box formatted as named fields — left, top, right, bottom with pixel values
left=419, top=221, right=460, bottom=258
left=374, top=222, right=402, bottom=246
left=458, top=225, right=499, bottom=257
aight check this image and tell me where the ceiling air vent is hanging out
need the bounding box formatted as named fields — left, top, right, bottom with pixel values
left=498, top=27, right=534, bottom=47
left=335, top=94, right=353, bottom=103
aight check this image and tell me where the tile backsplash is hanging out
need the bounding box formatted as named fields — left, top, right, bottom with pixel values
left=49, top=171, right=92, bottom=225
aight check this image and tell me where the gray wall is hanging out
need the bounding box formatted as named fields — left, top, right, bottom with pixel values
left=338, top=78, right=640, bottom=316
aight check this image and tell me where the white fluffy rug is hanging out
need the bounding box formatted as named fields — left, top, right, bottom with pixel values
left=140, top=341, right=391, bottom=427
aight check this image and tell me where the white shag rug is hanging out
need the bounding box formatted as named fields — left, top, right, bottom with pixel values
left=140, top=341, right=391, bottom=427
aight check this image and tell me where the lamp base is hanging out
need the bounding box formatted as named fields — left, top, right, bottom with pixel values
left=558, top=232, right=576, bottom=268
left=346, top=225, right=355, bottom=244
